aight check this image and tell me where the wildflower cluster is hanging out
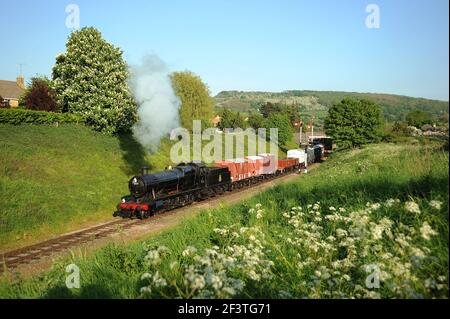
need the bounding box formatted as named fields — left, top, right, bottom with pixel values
left=140, top=204, right=274, bottom=298
left=139, top=198, right=446, bottom=299
left=277, top=198, right=447, bottom=298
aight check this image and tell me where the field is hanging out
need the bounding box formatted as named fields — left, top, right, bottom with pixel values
left=1, top=140, right=447, bottom=298
left=0, top=124, right=284, bottom=251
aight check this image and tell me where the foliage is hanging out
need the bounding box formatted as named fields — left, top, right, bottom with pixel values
left=259, top=102, right=301, bottom=125
left=259, top=102, right=280, bottom=118
left=392, top=121, right=409, bottom=134
left=170, top=71, right=214, bottom=131
left=265, top=113, right=293, bottom=146
left=247, top=112, right=266, bottom=129
left=1, top=142, right=447, bottom=299
left=0, top=108, right=81, bottom=125
left=217, top=108, right=247, bottom=130
left=20, top=77, right=59, bottom=112
left=0, top=95, right=6, bottom=108
left=406, top=110, right=432, bottom=127
left=324, top=98, right=384, bottom=148
left=52, top=27, right=137, bottom=134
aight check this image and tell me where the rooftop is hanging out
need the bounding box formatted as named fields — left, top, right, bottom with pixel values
left=0, top=80, right=24, bottom=100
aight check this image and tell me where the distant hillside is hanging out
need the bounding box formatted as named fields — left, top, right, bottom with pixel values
left=214, top=90, right=449, bottom=126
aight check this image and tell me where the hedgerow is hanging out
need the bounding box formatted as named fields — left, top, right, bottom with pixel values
left=0, top=108, right=81, bottom=125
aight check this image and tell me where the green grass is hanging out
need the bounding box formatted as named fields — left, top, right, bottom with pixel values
left=1, top=140, right=447, bottom=298
left=0, top=124, right=285, bottom=250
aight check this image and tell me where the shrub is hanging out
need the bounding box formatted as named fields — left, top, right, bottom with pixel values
left=21, top=77, right=59, bottom=112
left=0, top=108, right=81, bottom=125
left=0, top=96, right=6, bottom=108
left=406, top=110, right=432, bottom=127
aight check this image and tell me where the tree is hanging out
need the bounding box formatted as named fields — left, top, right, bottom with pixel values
left=217, top=108, right=247, bottom=130
left=259, top=102, right=281, bottom=118
left=266, top=113, right=293, bottom=146
left=324, top=98, right=383, bottom=148
left=20, top=77, right=59, bottom=112
left=52, top=27, right=137, bottom=134
left=170, top=71, right=214, bottom=131
left=406, top=110, right=432, bottom=127
left=247, top=112, right=266, bottom=129
left=284, top=103, right=301, bottom=126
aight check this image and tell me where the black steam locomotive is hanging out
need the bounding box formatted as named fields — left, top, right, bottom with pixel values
left=114, top=162, right=231, bottom=219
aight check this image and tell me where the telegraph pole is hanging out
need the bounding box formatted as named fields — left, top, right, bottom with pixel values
left=299, top=123, right=303, bottom=147
left=18, top=63, right=25, bottom=76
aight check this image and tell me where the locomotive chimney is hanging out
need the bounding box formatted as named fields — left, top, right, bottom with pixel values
left=141, top=166, right=149, bottom=175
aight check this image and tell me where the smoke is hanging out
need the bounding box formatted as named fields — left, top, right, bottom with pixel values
left=129, top=54, right=180, bottom=152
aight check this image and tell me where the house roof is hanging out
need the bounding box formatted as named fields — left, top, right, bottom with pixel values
left=0, top=80, right=24, bottom=100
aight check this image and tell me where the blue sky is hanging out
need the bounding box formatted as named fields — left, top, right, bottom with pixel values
left=0, top=0, right=448, bottom=100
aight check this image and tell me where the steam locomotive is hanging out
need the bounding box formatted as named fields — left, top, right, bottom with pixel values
left=114, top=143, right=328, bottom=219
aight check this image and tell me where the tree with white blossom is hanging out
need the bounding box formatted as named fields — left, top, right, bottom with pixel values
left=52, top=27, right=137, bottom=134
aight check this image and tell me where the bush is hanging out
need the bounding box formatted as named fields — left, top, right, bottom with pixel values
left=406, top=110, right=432, bottom=127
left=21, top=77, right=59, bottom=112
left=0, top=108, right=81, bottom=125
left=0, top=96, right=6, bottom=108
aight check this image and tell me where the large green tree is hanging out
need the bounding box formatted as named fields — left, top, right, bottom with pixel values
left=266, top=113, right=293, bottom=146
left=170, top=71, right=214, bottom=131
left=324, top=98, right=383, bottom=148
left=52, top=27, right=137, bottom=134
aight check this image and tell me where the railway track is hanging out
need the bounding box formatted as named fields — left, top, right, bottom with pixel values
left=0, top=168, right=311, bottom=273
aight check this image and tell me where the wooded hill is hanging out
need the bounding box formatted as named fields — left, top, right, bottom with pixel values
left=215, top=90, right=449, bottom=127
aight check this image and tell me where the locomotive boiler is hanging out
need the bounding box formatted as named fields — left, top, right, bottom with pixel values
left=114, top=162, right=231, bottom=219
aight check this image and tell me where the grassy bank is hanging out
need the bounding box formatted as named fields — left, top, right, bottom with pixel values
left=0, top=124, right=284, bottom=250
left=1, top=141, right=447, bottom=298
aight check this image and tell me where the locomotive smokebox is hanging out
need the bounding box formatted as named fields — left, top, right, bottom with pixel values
left=141, top=166, right=149, bottom=175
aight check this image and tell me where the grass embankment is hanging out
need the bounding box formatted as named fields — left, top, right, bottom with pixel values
left=0, top=124, right=283, bottom=250
left=0, top=141, right=447, bottom=298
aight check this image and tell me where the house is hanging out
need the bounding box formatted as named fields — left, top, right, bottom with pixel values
left=0, top=76, right=25, bottom=108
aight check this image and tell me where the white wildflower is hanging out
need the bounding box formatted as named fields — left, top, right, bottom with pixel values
left=420, top=222, right=437, bottom=240
left=182, top=246, right=198, bottom=257
left=404, top=201, right=421, bottom=214
left=429, top=200, right=443, bottom=211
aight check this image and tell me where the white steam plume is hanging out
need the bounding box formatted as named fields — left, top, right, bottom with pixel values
left=129, top=55, right=180, bottom=152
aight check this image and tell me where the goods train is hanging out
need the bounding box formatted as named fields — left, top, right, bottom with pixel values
left=114, top=142, right=329, bottom=219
